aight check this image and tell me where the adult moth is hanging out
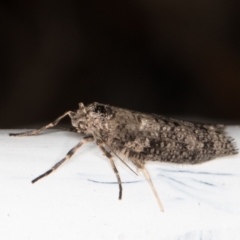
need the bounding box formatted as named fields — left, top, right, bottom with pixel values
left=10, top=102, right=238, bottom=211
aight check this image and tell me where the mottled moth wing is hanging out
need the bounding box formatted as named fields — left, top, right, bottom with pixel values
left=104, top=106, right=237, bottom=165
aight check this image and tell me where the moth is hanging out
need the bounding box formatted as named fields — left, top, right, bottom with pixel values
left=10, top=102, right=238, bottom=211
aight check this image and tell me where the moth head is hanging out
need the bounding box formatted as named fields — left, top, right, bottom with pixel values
left=70, top=102, right=114, bottom=134
left=69, top=102, right=88, bottom=132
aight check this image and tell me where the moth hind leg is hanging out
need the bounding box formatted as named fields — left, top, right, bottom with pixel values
left=9, top=111, right=73, bottom=137
left=141, top=166, right=164, bottom=212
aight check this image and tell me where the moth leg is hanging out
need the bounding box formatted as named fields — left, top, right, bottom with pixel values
left=56, top=127, right=78, bottom=133
left=141, top=166, right=164, bottom=212
left=96, top=140, right=123, bottom=200
left=32, top=135, right=94, bottom=183
left=104, top=143, right=138, bottom=176
left=9, top=111, right=74, bottom=137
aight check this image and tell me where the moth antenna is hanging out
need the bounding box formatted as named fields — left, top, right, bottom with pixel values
left=141, top=166, right=164, bottom=212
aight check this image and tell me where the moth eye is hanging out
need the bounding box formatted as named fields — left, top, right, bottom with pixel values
left=94, top=104, right=107, bottom=116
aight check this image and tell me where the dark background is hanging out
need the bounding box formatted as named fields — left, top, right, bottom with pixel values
left=1, top=0, right=240, bottom=128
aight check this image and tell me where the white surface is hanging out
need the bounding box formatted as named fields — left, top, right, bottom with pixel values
left=1, top=127, right=240, bottom=240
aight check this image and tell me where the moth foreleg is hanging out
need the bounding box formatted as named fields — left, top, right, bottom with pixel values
left=96, top=140, right=123, bottom=200
left=141, top=166, right=164, bottom=212
left=9, top=111, right=74, bottom=137
left=32, top=135, right=94, bottom=183
left=56, top=126, right=78, bottom=133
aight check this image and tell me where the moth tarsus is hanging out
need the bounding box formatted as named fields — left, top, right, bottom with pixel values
left=10, top=102, right=238, bottom=212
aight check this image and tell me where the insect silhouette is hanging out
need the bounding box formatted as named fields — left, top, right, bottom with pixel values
left=10, top=102, right=238, bottom=211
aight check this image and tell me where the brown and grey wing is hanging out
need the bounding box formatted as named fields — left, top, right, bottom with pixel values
left=107, top=114, right=237, bottom=165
